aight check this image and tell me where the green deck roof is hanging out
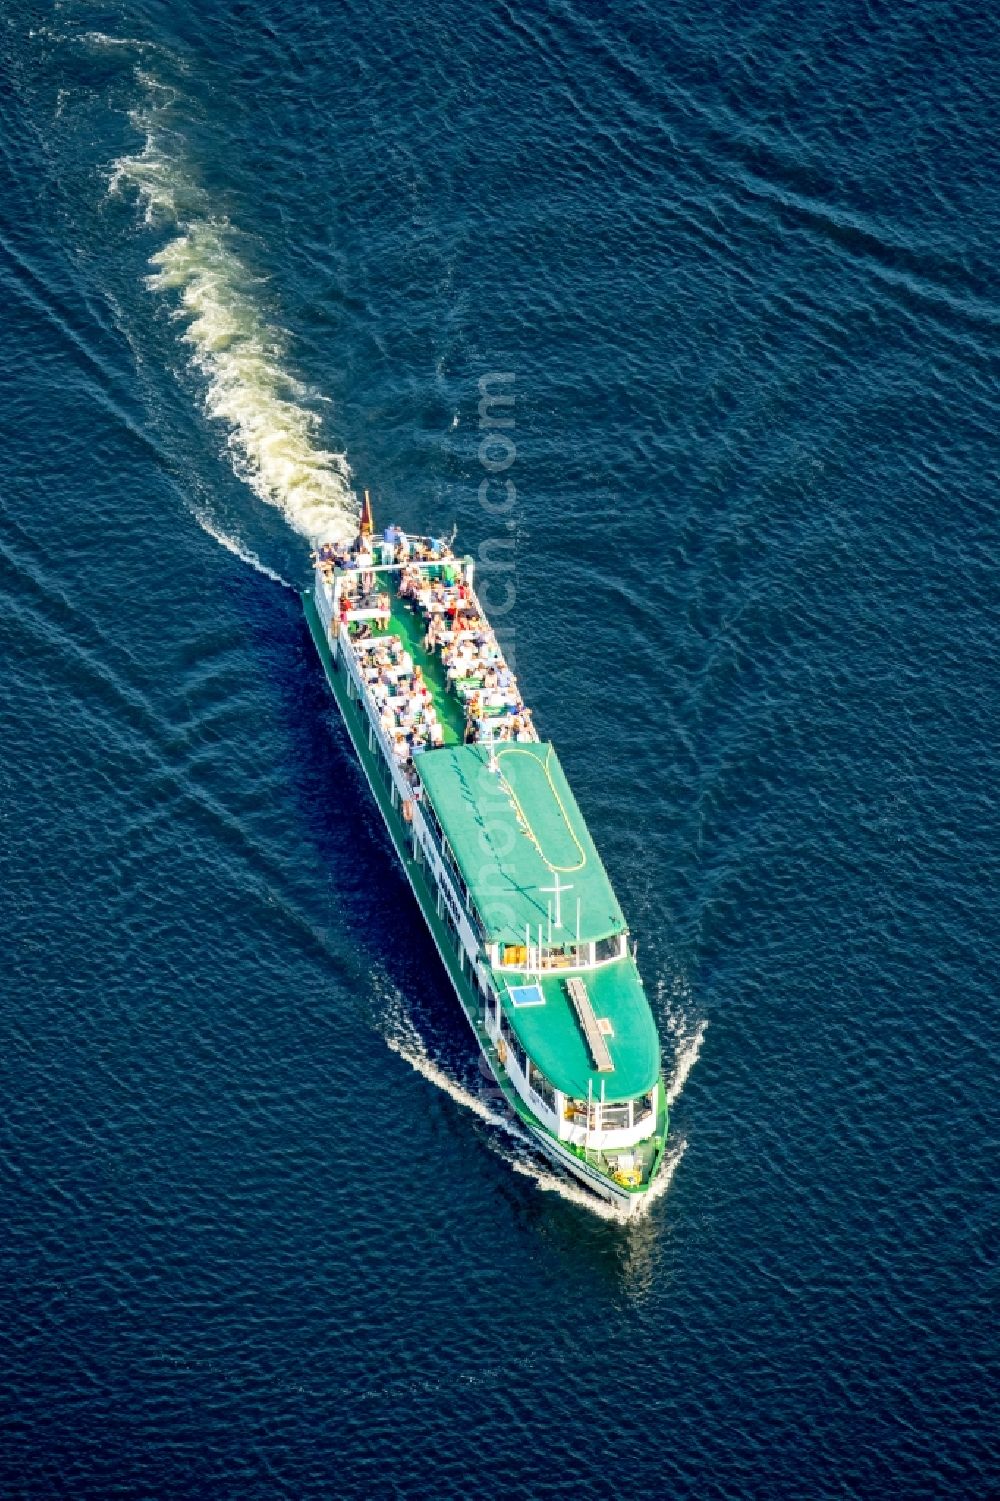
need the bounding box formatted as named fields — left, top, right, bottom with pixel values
left=417, top=741, right=626, bottom=948
left=498, top=960, right=660, bottom=1103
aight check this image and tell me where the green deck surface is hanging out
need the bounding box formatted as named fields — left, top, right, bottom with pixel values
left=496, top=959, right=660, bottom=1103
left=416, top=741, right=626, bottom=947
left=367, top=584, right=466, bottom=745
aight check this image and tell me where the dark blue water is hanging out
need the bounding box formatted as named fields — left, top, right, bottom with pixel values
left=2, top=3, right=997, bottom=1496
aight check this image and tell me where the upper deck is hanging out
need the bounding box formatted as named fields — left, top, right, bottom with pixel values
left=316, top=530, right=538, bottom=758
left=416, top=741, right=625, bottom=948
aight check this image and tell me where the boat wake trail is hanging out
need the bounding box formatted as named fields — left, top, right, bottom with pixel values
left=110, top=70, right=356, bottom=544
left=666, top=1016, right=707, bottom=1109
left=643, top=1139, right=688, bottom=1207
left=385, top=1029, right=515, bottom=1135
left=190, top=507, right=292, bottom=588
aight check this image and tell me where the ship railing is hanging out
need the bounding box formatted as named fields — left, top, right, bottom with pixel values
left=334, top=542, right=471, bottom=576
left=340, top=625, right=417, bottom=801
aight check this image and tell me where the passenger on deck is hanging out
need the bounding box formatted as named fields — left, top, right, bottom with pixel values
left=423, top=617, right=441, bottom=652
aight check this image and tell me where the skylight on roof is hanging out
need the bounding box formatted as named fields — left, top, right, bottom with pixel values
left=509, top=983, right=545, bottom=1009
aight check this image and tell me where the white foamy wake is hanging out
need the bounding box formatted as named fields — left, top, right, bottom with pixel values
left=643, top=1139, right=688, bottom=1206
left=508, top=1155, right=635, bottom=1222
left=667, top=1017, right=707, bottom=1109
left=385, top=1031, right=517, bottom=1135
left=384, top=1022, right=630, bottom=1218
left=191, top=508, right=291, bottom=588
left=110, top=70, right=357, bottom=544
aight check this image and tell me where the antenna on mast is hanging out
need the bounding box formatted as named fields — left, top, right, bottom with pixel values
left=485, top=720, right=499, bottom=774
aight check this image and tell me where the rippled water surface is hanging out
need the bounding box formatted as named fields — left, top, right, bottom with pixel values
left=1, top=3, right=997, bottom=1496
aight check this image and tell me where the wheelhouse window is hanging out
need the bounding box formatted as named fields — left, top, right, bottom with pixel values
left=594, top=934, right=626, bottom=963
left=494, top=934, right=626, bottom=972
left=600, top=1102, right=631, bottom=1130
left=632, top=1090, right=656, bottom=1129
left=564, top=1097, right=598, bottom=1130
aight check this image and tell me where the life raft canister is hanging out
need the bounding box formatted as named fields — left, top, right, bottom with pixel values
left=497, top=1037, right=508, bottom=1065
left=402, top=799, right=414, bottom=823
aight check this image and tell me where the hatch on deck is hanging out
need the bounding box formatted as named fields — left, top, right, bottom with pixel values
left=565, top=976, right=614, bottom=1072
left=509, top=982, right=545, bottom=1009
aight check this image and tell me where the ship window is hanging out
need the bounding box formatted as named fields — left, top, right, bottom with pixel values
left=600, top=1102, right=631, bottom=1130
left=528, top=1061, right=556, bottom=1113
left=595, top=935, right=622, bottom=963
left=566, top=1097, right=598, bottom=1129
left=499, top=1012, right=527, bottom=1076
left=633, top=1091, right=655, bottom=1129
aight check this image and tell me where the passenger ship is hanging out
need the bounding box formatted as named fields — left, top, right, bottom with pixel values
left=303, top=495, right=667, bottom=1214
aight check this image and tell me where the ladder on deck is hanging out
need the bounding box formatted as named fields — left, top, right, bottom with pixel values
left=565, top=976, right=614, bottom=1073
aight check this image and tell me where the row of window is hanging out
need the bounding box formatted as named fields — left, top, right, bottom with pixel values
left=419, top=802, right=490, bottom=940
left=496, top=932, right=628, bottom=971
left=565, top=1092, right=656, bottom=1132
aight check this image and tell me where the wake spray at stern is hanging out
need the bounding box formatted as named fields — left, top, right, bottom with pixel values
left=111, top=71, right=356, bottom=544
